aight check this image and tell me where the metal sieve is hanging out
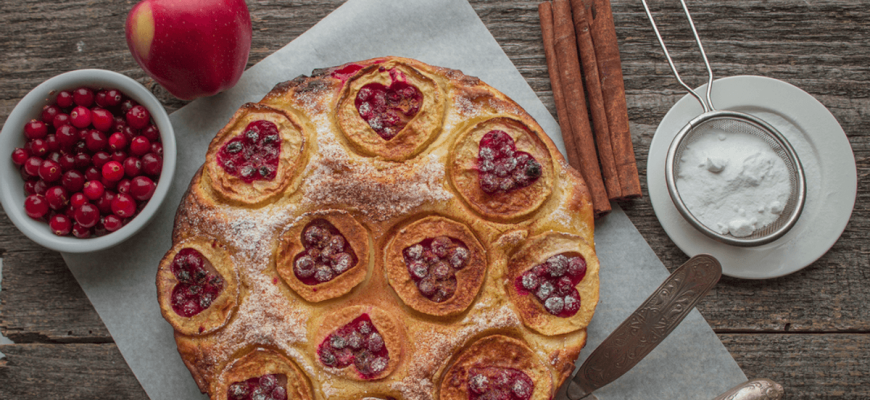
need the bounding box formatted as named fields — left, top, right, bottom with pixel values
left=642, top=0, right=806, bottom=247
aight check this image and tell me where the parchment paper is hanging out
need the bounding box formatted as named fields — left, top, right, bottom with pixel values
left=62, top=0, right=746, bottom=398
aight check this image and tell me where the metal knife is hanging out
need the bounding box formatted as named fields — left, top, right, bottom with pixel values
left=566, top=254, right=722, bottom=400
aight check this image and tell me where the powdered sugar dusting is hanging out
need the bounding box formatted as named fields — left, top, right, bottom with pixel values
left=300, top=115, right=452, bottom=221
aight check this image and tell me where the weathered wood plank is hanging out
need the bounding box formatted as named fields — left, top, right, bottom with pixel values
left=0, top=343, right=148, bottom=399
left=720, top=333, right=870, bottom=399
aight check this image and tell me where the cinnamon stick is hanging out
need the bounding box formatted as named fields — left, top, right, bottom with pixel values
left=569, top=0, right=622, bottom=200
left=587, top=0, right=643, bottom=199
left=538, top=2, right=582, bottom=172
left=551, top=0, right=610, bottom=216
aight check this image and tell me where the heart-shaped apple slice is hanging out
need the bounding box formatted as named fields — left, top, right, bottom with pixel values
left=355, top=80, right=422, bottom=140
left=216, top=120, right=281, bottom=183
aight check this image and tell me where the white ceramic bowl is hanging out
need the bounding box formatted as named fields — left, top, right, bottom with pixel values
left=0, top=69, right=176, bottom=253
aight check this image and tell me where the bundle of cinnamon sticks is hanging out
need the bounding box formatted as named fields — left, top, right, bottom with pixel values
left=539, top=0, right=641, bottom=217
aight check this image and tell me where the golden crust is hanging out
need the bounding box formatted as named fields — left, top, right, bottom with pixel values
left=212, top=348, right=314, bottom=400
left=439, top=335, right=553, bottom=400
left=160, top=57, right=600, bottom=400
left=203, top=103, right=307, bottom=206
left=449, top=117, right=555, bottom=221
left=336, top=59, right=446, bottom=161
left=156, top=238, right=239, bottom=336
left=276, top=209, right=370, bottom=303
left=506, top=232, right=600, bottom=336
left=384, top=215, right=487, bottom=317
left=311, top=305, right=407, bottom=381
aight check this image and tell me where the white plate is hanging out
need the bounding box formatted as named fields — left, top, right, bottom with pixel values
left=648, top=75, right=857, bottom=279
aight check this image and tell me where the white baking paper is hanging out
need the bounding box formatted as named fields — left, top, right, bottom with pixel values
left=62, top=0, right=746, bottom=398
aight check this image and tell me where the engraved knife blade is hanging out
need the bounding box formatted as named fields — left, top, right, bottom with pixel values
left=566, top=254, right=722, bottom=399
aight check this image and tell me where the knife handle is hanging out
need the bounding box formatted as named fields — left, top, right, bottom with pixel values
left=568, top=254, right=722, bottom=398
left=712, top=379, right=784, bottom=400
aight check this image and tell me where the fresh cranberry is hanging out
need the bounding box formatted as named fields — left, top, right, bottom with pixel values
left=112, top=116, right=127, bottom=133
left=169, top=248, right=225, bottom=317
left=44, top=186, right=69, bottom=210
left=52, top=113, right=70, bottom=129
left=91, top=108, right=114, bottom=132
left=101, top=175, right=118, bottom=190
left=49, top=214, right=73, bottom=236
left=316, top=314, right=389, bottom=378
left=120, top=99, right=137, bottom=114
left=74, top=203, right=100, bottom=228
left=515, top=254, right=587, bottom=317
left=19, top=167, right=35, bottom=182
left=70, top=106, right=92, bottom=128
left=83, top=180, right=104, bottom=200
left=123, top=157, right=142, bottom=177
left=116, top=179, right=131, bottom=194
left=24, top=181, right=37, bottom=195
left=45, top=134, right=60, bottom=152
left=32, top=180, right=48, bottom=196
left=126, top=106, right=151, bottom=130
left=41, top=105, right=60, bottom=124
left=46, top=152, right=61, bottom=164
left=72, top=223, right=91, bottom=238
left=85, top=130, right=107, bottom=152
left=56, top=125, right=78, bottom=148
left=102, top=161, right=124, bottom=182
left=61, top=170, right=85, bottom=192
left=23, top=157, right=43, bottom=177
left=24, top=194, right=49, bottom=219
left=104, top=89, right=123, bottom=107
left=57, top=154, right=75, bottom=171
left=70, top=192, right=88, bottom=208
left=30, top=139, right=49, bottom=157
left=94, top=90, right=109, bottom=108
left=226, top=374, right=288, bottom=400
left=38, top=160, right=62, bottom=182
left=129, top=136, right=151, bottom=156
left=73, top=87, right=94, bottom=107
left=108, top=132, right=128, bottom=151
left=142, top=125, right=160, bottom=141
left=71, top=153, right=89, bottom=170
left=95, top=191, right=116, bottom=214
left=56, top=91, right=74, bottom=108
left=103, top=214, right=123, bottom=232
left=84, top=166, right=101, bottom=181
left=129, top=176, right=156, bottom=201
left=477, top=130, right=543, bottom=194
left=24, top=120, right=48, bottom=139
left=150, top=142, right=163, bottom=157
left=355, top=78, right=422, bottom=140
left=90, top=152, right=110, bottom=168
left=142, top=153, right=162, bottom=176
left=11, top=148, right=30, bottom=165
left=112, top=193, right=136, bottom=217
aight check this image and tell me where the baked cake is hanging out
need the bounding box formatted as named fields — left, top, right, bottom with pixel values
left=157, top=57, right=600, bottom=400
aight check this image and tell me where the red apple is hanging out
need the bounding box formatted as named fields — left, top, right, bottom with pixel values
left=125, top=0, right=252, bottom=100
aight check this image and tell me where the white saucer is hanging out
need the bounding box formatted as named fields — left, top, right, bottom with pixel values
left=648, top=76, right=857, bottom=279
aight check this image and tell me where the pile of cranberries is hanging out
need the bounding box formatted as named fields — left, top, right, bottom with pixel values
left=354, top=69, right=422, bottom=140
left=10, top=86, right=163, bottom=238
left=477, top=130, right=542, bottom=194
left=227, top=374, right=288, bottom=400
left=169, top=248, right=225, bottom=318
left=467, top=366, right=535, bottom=400
left=317, top=314, right=389, bottom=379
left=402, top=236, right=470, bottom=303
left=515, top=254, right=587, bottom=317
left=293, top=220, right=357, bottom=285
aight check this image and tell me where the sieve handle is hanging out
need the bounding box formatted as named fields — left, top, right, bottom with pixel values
left=641, top=0, right=715, bottom=111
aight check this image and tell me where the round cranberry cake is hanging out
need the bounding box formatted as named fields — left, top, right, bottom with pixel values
left=157, top=57, right=600, bottom=400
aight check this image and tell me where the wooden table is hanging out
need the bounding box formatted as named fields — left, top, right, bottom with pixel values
left=1, top=0, right=867, bottom=398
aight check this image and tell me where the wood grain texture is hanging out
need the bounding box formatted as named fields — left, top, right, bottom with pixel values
left=1, top=0, right=868, bottom=398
